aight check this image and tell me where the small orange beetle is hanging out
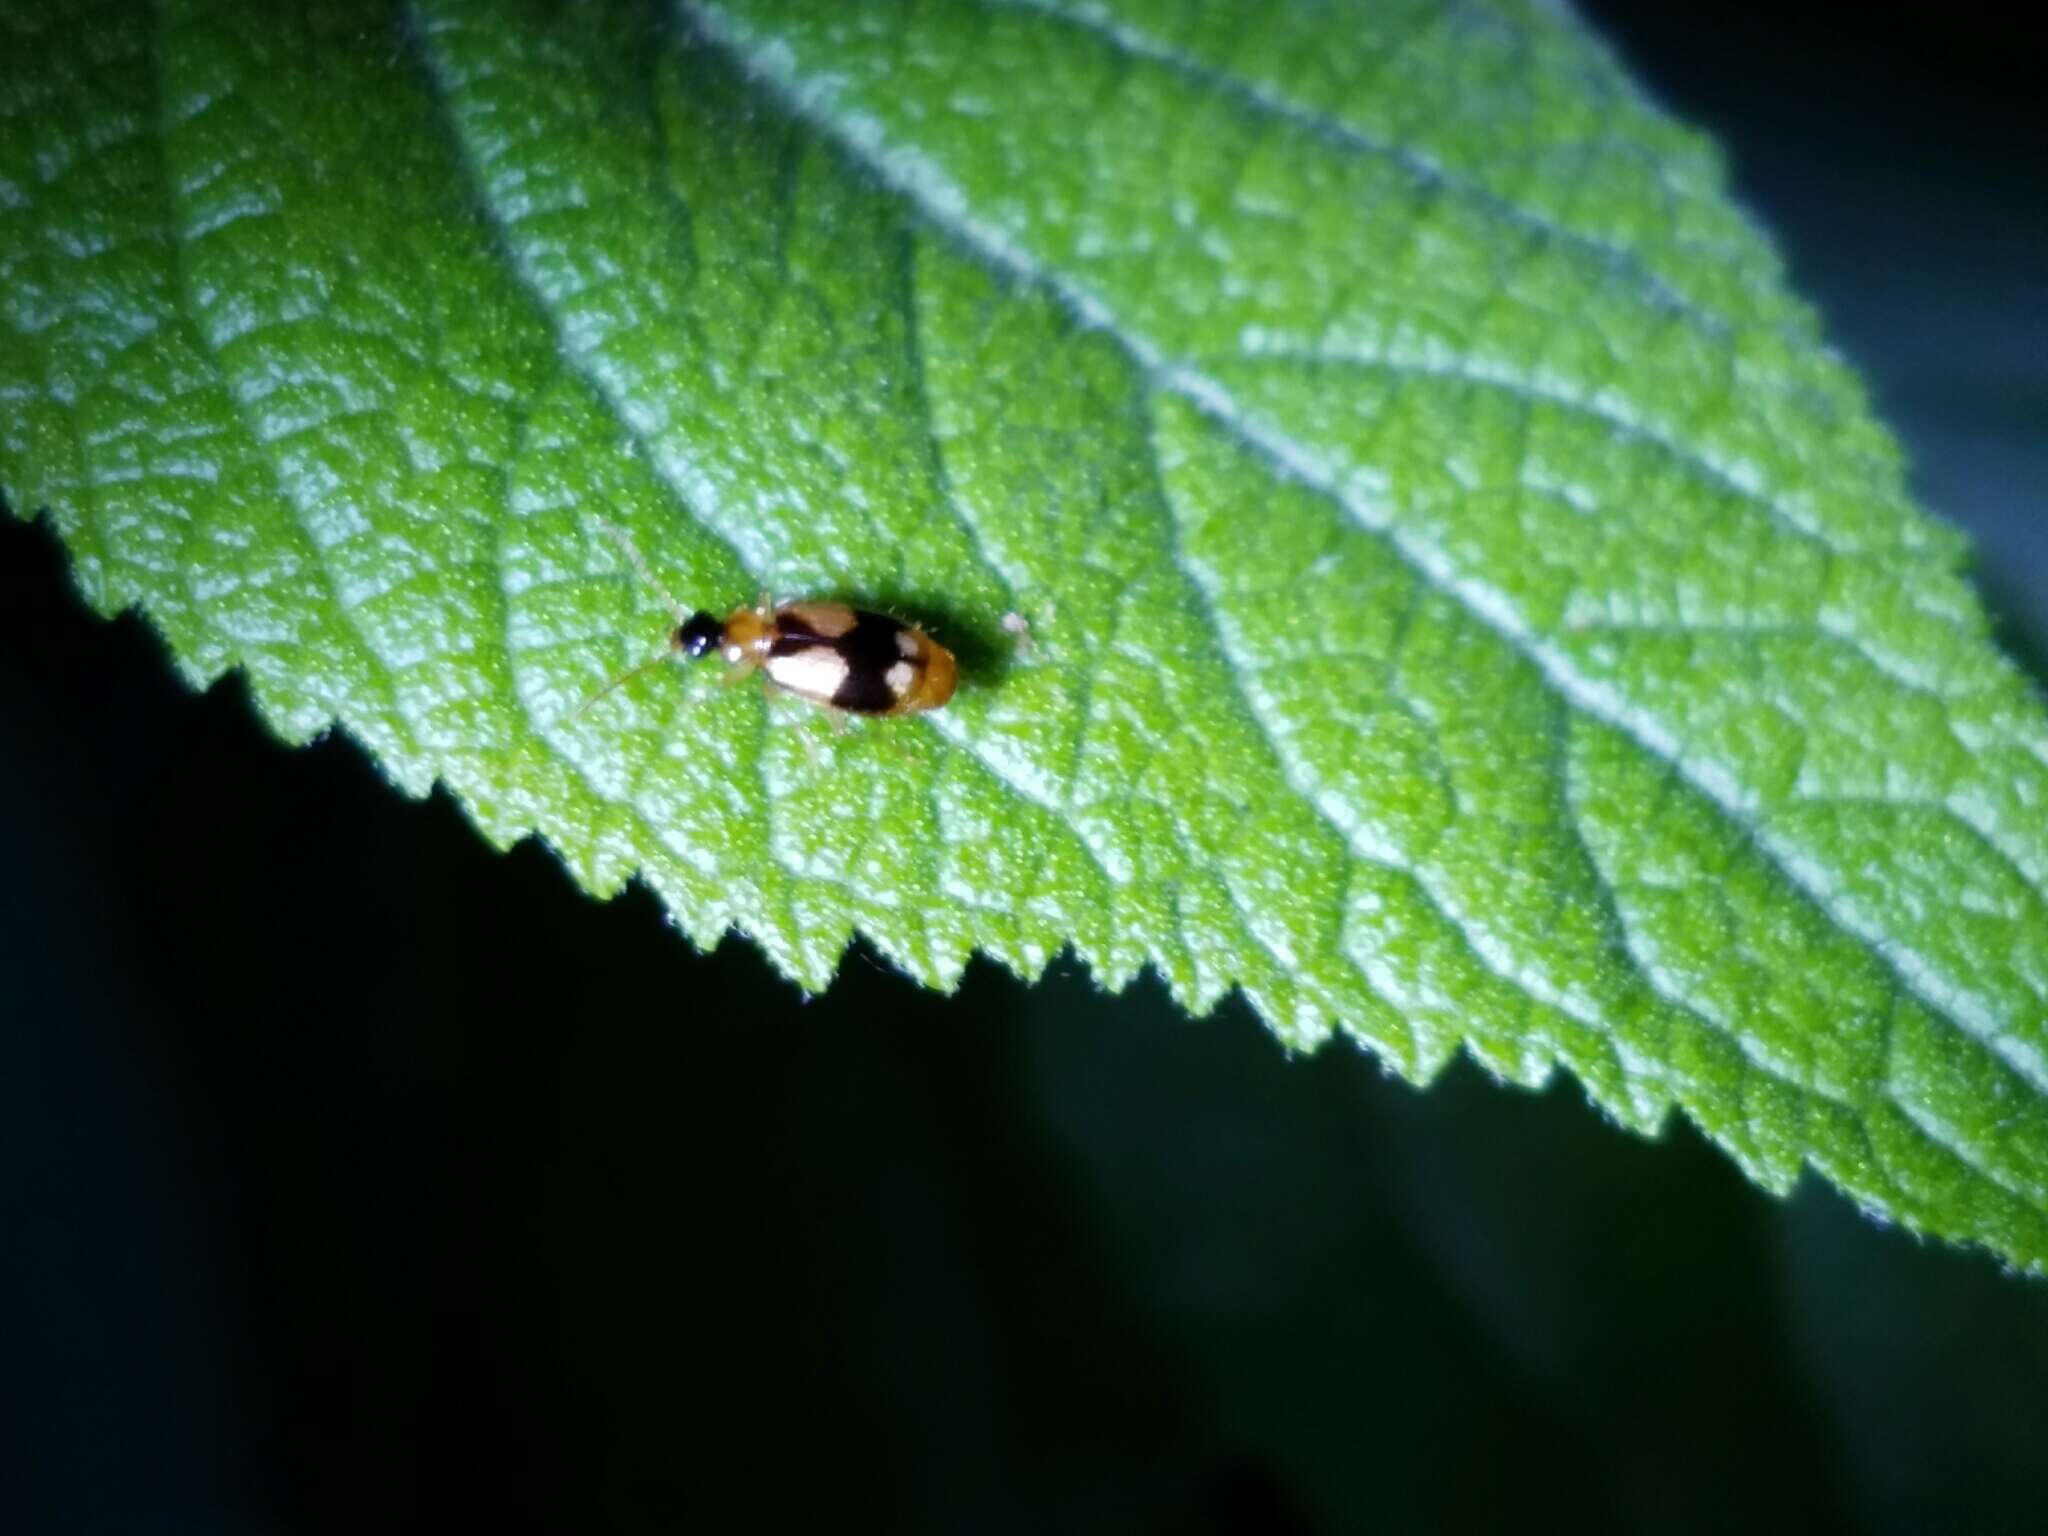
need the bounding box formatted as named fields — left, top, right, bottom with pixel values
left=675, top=597, right=957, bottom=716
left=583, top=519, right=957, bottom=718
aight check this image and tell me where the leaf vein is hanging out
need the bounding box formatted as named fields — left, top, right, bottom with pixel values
left=980, top=0, right=1742, bottom=345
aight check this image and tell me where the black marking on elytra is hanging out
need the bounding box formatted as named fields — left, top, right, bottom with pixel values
left=844, top=590, right=1013, bottom=690
left=770, top=612, right=912, bottom=714
left=773, top=607, right=827, bottom=641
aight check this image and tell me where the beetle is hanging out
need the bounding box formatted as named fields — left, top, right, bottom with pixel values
left=676, top=597, right=957, bottom=716
left=581, top=519, right=957, bottom=719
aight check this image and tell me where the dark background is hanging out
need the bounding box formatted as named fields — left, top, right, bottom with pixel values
left=3, top=4, right=2044, bottom=1531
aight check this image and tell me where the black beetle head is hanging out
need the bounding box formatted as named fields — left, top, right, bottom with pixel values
left=675, top=611, right=725, bottom=659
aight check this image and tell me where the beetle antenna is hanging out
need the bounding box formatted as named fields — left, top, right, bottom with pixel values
left=573, top=642, right=681, bottom=719
left=591, top=515, right=690, bottom=629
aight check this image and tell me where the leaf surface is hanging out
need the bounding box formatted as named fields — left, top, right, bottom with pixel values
left=4, top=0, right=2046, bottom=1268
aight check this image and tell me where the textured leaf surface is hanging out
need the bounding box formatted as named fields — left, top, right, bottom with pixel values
left=4, top=0, right=2046, bottom=1269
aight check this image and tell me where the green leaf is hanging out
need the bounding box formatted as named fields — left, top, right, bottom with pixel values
left=5, top=0, right=2046, bottom=1271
